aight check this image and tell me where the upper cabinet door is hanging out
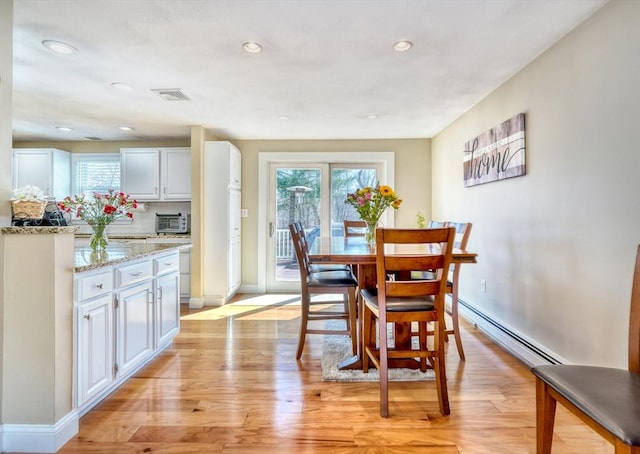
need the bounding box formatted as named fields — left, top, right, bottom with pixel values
left=120, top=149, right=160, bottom=200
left=161, top=148, right=191, bottom=200
left=13, top=148, right=71, bottom=200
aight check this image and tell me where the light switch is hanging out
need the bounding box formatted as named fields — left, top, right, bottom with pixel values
left=240, top=209, right=248, bottom=218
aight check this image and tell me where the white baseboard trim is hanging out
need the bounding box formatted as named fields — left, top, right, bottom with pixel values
left=239, top=284, right=260, bottom=294
left=2, top=410, right=79, bottom=453
left=188, top=296, right=204, bottom=309
left=457, top=298, right=569, bottom=367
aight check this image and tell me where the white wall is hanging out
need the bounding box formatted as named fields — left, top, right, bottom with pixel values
left=431, top=0, right=640, bottom=368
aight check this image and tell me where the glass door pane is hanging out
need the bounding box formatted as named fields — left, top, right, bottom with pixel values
left=273, top=166, right=322, bottom=284
left=330, top=167, right=378, bottom=237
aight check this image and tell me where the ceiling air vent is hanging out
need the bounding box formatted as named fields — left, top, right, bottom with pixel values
left=151, top=88, right=190, bottom=101
left=85, top=136, right=103, bottom=140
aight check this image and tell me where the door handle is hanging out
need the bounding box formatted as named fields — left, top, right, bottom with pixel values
left=269, top=222, right=275, bottom=238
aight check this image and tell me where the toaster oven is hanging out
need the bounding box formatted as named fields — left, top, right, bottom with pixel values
left=155, top=213, right=190, bottom=234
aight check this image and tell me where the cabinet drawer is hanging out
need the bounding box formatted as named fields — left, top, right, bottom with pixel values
left=116, top=261, right=153, bottom=288
left=154, top=253, right=180, bottom=275
left=77, top=270, right=113, bottom=302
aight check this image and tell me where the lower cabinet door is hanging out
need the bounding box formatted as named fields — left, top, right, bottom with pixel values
left=155, top=271, right=180, bottom=347
left=78, top=294, right=114, bottom=406
left=116, top=281, right=153, bottom=376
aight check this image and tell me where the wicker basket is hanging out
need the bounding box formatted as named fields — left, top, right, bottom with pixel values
left=11, top=200, right=48, bottom=219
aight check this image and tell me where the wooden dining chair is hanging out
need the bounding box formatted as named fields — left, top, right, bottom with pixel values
left=412, top=221, right=472, bottom=360
left=289, top=223, right=358, bottom=360
left=361, top=227, right=455, bottom=417
left=290, top=221, right=350, bottom=273
left=531, top=244, right=640, bottom=453
left=343, top=220, right=367, bottom=237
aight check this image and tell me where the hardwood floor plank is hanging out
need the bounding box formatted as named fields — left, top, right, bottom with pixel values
left=56, top=295, right=611, bottom=453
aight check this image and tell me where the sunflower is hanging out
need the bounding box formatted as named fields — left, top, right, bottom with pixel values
left=379, top=185, right=394, bottom=197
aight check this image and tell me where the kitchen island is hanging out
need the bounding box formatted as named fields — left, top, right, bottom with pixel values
left=0, top=226, right=191, bottom=453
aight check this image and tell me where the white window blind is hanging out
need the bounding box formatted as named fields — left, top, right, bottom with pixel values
left=72, top=153, right=121, bottom=196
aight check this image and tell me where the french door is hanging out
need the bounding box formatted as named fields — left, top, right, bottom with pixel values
left=266, top=162, right=380, bottom=291
left=255, top=151, right=395, bottom=293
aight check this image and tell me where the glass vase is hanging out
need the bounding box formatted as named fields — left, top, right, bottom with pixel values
left=364, top=220, right=378, bottom=246
left=89, top=222, right=109, bottom=251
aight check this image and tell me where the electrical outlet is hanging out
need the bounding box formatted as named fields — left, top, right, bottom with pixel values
left=480, top=279, right=487, bottom=293
left=240, top=209, right=248, bottom=218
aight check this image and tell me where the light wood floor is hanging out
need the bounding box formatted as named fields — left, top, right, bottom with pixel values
left=55, top=293, right=611, bottom=454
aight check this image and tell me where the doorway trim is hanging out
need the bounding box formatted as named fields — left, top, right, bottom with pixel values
left=257, top=151, right=395, bottom=293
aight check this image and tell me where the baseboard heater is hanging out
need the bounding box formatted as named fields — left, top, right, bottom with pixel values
left=457, top=298, right=563, bottom=366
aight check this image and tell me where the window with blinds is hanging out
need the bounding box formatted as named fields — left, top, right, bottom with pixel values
left=72, top=153, right=121, bottom=196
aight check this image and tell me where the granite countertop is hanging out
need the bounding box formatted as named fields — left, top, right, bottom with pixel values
left=1, top=226, right=79, bottom=234
left=75, top=243, right=192, bottom=272
left=74, top=233, right=191, bottom=239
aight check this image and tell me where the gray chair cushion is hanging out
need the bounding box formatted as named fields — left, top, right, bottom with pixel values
left=309, top=264, right=352, bottom=273
left=360, top=288, right=435, bottom=312
left=307, top=270, right=357, bottom=287
left=531, top=365, right=640, bottom=446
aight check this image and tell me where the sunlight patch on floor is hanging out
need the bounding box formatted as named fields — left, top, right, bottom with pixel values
left=180, top=294, right=302, bottom=321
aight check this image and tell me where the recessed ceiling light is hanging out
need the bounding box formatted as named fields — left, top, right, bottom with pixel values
left=242, top=41, right=263, bottom=53
left=111, top=82, right=133, bottom=91
left=279, top=115, right=289, bottom=120
left=393, top=40, right=413, bottom=52
left=367, top=114, right=379, bottom=120
left=118, top=126, right=134, bottom=131
left=42, top=40, right=78, bottom=55
left=55, top=126, right=73, bottom=132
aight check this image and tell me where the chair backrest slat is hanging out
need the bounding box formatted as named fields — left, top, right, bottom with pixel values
left=629, top=244, right=640, bottom=372
left=447, top=222, right=472, bottom=250
left=343, top=220, right=366, bottom=237
left=289, top=222, right=312, bottom=280
left=375, top=227, right=455, bottom=306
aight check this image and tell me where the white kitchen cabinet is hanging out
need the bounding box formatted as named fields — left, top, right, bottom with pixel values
left=120, top=147, right=191, bottom=201
left=162, top=148, right=191, bottom=200
left=203, top=141, right=242, bottom=305
left=75, top=248, right=183, bottom=415
left=114, top=262, right=154, bottom=377
left=153, top=252, right=180, bottom=347
left=146, top=237, right=191, bottom=297
left=76, top=269, right=114, bottom=407
left=12, top=148, right=71, bottom=200
left=120, top=148, right=160, bottom=199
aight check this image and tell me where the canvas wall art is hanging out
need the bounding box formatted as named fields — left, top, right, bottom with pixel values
left=463, top=113, right=526, bottom=187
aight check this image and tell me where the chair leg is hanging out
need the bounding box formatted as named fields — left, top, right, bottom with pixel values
left=362, top=304, right=372, bottom=373
left=296, top=293, right=310, bottom=360
left=379, top=321, right=389, bottom=418
left=347, top=287, right=357, bottom=356
left=418, top=321, right=428, bottom=372
left=434, top=321, right=450, bottom=416
left=450, top=288, right=465, bottom=360
left=535, top=378, right=556, bottom=454
left=614, top=439, right=639, bottom=453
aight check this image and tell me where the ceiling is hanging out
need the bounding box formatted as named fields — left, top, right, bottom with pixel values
left=11, top=0, right=608, bottom=142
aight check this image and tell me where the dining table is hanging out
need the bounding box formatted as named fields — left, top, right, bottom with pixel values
left=308, top=235, right=478, bottom=371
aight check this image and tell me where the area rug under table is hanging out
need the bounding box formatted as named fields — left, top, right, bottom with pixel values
left=320, top=322, right=435, bottom=382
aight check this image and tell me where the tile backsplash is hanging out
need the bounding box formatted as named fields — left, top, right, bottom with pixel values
left=73, top=201, right=191, bottom=235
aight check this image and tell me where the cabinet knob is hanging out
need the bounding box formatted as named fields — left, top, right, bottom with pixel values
left=84, top=314, right=91, bottom=320
left=131, top=272, right=143, bottom=277
left=96, top=283, right=103, bottom=289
